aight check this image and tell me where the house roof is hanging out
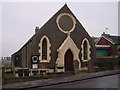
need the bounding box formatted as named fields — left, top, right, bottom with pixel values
left=94, top=32, right=120, bottom=45
left=101, top=33, right=120, bottom=45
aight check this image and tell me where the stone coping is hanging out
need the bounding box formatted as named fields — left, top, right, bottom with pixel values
left=2, top=70, right=119, bottom=89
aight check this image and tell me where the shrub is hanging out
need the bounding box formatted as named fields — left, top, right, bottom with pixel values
left=4, top=73, right=14, bottom=78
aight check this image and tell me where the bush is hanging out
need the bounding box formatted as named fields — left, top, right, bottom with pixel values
left=4, top=73, right=14, bottom=78
left=80, top=70, right=89, bottom=73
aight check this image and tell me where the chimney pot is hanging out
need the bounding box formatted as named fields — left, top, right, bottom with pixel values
left=35, top=27, right=39, bottom=33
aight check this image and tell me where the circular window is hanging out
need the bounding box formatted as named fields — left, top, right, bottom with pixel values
left=56, top=13, right=76, bottom=33
left=32, top=56, right=38, bottom=63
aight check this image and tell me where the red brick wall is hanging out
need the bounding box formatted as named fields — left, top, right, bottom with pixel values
left=97, top=37, right=117, bottom=56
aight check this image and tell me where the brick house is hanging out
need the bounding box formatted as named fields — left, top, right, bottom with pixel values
left=95, top=32, right=120, bottom=57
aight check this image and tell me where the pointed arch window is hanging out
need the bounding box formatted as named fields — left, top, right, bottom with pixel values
left=42, top=38, right=47, bottom=60
left=83, top=40, right=88, bottom=60
left=81, top=38, right=91, bottom=62
left=39, top=36, right=51, bottom=62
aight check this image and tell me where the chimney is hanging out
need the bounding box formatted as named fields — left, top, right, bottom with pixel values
left=102, top=32, right=110, bottom=37
left=101, top=32, right=106, bottom=36
left=35, top=27, right=39, bottom=33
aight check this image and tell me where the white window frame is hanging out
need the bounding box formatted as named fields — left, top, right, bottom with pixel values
left=81, top=38, right=91, bottom=62
left=39, top=36, right=51, bottom=62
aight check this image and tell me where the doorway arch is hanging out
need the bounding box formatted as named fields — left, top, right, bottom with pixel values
left=64, top=49, right=74, bottom=71
left=56, top=35, right=81, bottom=72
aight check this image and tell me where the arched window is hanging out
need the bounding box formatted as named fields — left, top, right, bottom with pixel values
left=81, top=38, right=91, bottom=62
left=39, top=36, right=51, bottom=62
left=83, top=40, right=88, bottom=60
left=42, top=38, right=47, bottom=60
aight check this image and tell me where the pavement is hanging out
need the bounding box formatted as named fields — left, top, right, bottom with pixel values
left=2, top=70, right=119, bottom=89
left=41, top=74, right=119, bottom=88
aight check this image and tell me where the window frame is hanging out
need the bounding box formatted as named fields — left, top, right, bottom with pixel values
left=42, top=38, right=47, bottom=60
left=39, top=36, right=51, bottom=63
left=81, top=38, right=91, bottom=62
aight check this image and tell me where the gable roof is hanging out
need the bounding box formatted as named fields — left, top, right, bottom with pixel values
left=96, top=33, right=120, bottom=45
left=12, top=4, right=71, bottom=54
left=12, top=4, right=93, bottom=57
left=102, top=33, right=120, bottom=45
left=12, top=4, right=84, bottom=56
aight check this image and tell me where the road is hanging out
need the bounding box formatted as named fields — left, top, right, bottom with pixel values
left=27, top=74, right=119, bottom=89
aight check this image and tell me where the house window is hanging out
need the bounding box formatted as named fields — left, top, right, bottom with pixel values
left=42, top=38, right=47, bottom=60
left=81, top=38, right=91, bottom=62
left=39, top=36, right=51, bottom=62
left=83, top=40, right=88, bottom=60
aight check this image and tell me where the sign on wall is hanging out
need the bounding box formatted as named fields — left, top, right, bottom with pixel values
left=32, top=64, right=38, bottom=69
left=31, top=55, right=39, bottom=69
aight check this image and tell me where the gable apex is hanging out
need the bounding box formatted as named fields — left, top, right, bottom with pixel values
left=96, top=33, right=120, bottom=45
left=58, top=4, right=73, bottom=14
left=37, top=4, right=74, bottom=30
left=96, top=36, right=115, bottom=45
left=63, top=3, right=67, bottom=7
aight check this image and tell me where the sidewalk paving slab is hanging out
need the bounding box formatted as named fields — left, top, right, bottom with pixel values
left=2, top=70, right=119, bottom=89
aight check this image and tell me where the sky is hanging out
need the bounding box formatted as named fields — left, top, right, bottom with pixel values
left=1, top=0, right=119, bottom=58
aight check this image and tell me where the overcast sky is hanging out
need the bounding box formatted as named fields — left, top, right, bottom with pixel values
left=1, top=1, right=119, bottom=57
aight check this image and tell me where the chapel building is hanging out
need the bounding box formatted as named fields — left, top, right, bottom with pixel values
left=12, top=4, right=96, bottom=75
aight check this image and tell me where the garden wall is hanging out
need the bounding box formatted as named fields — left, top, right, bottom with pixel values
left=94, top=57, right=120, bottom=71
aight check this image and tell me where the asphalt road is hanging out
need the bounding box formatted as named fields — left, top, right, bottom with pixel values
left=28, top=74, right=119, bottom=89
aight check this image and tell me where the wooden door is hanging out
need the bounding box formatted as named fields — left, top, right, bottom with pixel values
left=64, top=49, right=74, bottom=71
